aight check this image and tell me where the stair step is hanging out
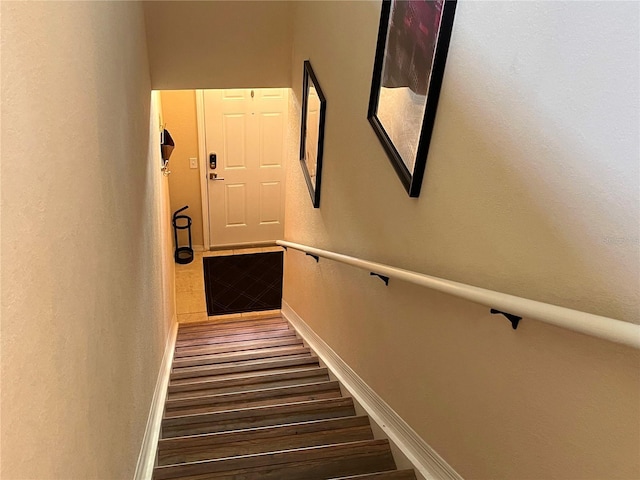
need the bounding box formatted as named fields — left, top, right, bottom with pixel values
left=157, top=415, right=373, bottom=466
left=165, top=381, right=343, bottom=417
left=172, top=345, right=311, bottom=369
left=170, top=354, right=319, bottom=383
left=175, top=328, right=297, bottom=349
left=177, top=323, right=291, bottom=342
left=167, top=366, right=331, bottom=399
left=180, top=315, right=286, bottom=332
left=161, top=397, right=356, bottom=438
left=155, top=314, right=415, bottom=479
left=329, top=470, right=417, bottom=480
left=174, top=335, right=303, bottom=359
left=170, top=348, right=317, bottom=379
left=152, top=439, right=396, bottom=480
left=177, top=322, right=291, bottom=342
left=179, top=313, right=283, bottom=326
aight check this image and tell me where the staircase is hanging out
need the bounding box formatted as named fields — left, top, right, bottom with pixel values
left=153, top=313, right=416, bottom=480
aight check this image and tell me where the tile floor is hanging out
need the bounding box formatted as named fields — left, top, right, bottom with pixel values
left=175, top=246, right=284, bottom=324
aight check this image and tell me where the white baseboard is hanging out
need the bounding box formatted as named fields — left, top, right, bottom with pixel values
left=281, top=301, right=463, bottom=480
left=133, top=318, right=178, bottom=480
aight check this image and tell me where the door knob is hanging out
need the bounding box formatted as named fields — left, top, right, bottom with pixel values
left=209, top=173, right=225, bottom=180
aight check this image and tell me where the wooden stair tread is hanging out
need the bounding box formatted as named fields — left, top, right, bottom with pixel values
left=167, top=366, right=330, bottom=399
left=329, top=470, right=417, bottom=480
left=164, top=389, right=342, bottom=417
left=157, top=415, right=373, bottom=466
left=177, top=323, right=291, bottom=341
left=174, top=335, right=303, bottom=359
left=175, top=329, right=297, bottom=349
left=164, top=380, right=342, bottom=417
left=172, top=351, right=314, bottom=376
left=162, top=396, right=355, bottom=427
left=165, top=389, right=341, bottom=417
left=177, top=321, right=292, bottom=340
left=161, top=397, right=356, bottom=438
left=172, top=345, right=311, bottom=369
left=178, top=314, right=283, bottom=330
left=168, top=365, right=328, bottom=389
left=167, top=380, right=340, bottom=407
left=170, top=354, right=319, bottom=383
left=168, top=365, right=329, bottom=395
left=153, top=439, right=395, bottom=480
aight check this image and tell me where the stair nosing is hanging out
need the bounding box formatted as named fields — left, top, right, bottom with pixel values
left=157, top=414, right=372, bottom=449
left=161, top=396, right=354, bottom=425
left=154, top=438, right=390, bottom=471
left=169, top=354, right=319, bottom=380
left=165, top=379, right=340, bottom=407
left=177, top=323, right=292, bottom=339
left=175, top=330, right=298, bottom=348
left=174, top=336, right=303, bottom=358
left=172, top=345, right=312, bottom=368
left=170, top=357, right=318, bottom=381
left=177, top=314, right=284, bottom=329
left=327, top=470, right=417, bottom=480
left=167, top=365, right=330, bottom=392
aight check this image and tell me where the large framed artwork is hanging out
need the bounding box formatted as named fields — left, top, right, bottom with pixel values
left=368, top=0, right=457, bottom=197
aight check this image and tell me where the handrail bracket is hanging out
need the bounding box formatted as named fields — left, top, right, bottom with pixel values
left=370, top=272, right=390, bottom=286
left=490, top=309, right=522, bottom=330
left=306, top=253, right=320, bottom=263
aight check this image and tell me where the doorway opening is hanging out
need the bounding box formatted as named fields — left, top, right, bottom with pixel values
left=158, top=88, right=291, bottom=253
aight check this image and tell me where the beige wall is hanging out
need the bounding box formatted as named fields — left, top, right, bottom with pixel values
left=161, top=90, right=204, bottom=249
left=144, top=1, right=293, bottom=90
left=284, top=1, right=640, bottom=479
left=1, top=2, right=175, bottom=478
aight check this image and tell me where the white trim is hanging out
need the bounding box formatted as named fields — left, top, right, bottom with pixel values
left=281, top=301, right=463, bottom=480
left=277, top=241, right=640, bottom=350
left=208, top=240, right=278, bottom=250
left=133, top=319, right=178, bottom=480
left=195, top=90, right=210, bottom=252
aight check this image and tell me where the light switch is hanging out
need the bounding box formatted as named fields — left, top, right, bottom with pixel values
left=189, top=157, right=198, bottom=169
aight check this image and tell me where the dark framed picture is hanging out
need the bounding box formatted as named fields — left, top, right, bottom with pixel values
left=368, top=0, right=457, bottom=197
left=300, top=60, right=327, bottom=208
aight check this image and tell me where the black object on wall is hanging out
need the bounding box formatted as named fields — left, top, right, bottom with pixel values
left=161, top=129, right=175, bottom=164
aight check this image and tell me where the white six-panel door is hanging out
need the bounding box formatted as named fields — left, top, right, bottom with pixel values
left=203, top=89, right=287, bottom=248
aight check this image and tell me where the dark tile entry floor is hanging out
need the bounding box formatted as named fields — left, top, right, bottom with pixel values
left=203, top=251, right=283, bottom=316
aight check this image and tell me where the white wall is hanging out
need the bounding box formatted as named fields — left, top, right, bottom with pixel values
left=144, top=1, right=293, bottom=90
left=1, top=2, right=175, bottom=478
left=284, top=1, right=640, bottom=479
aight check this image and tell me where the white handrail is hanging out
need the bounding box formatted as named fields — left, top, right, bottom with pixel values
left=277, top=240, right=640, bottom=350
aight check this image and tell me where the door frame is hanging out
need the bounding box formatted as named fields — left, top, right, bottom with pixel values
left=195, top=89, right=211, bottom=251
left=196, top=88, right=290, bottom=251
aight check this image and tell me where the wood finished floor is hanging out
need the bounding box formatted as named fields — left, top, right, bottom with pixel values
left=154, top=314, right=416, bottom=480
